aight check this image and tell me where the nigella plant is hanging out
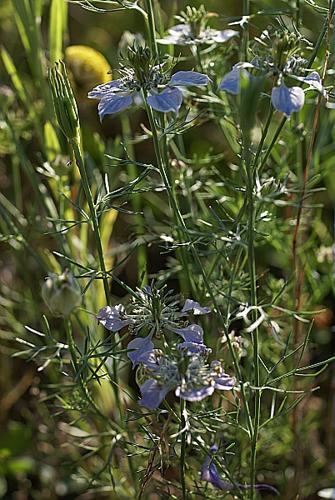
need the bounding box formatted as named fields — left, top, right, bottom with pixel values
left=97, top=284, right=211, bottom=364
left=157, top=4, right=239, bottom=47
left=88, top=45, right=210, bottom=118
left=138, top=350, right=234, bottom=410
left=219, top=30, right=325, bottom=117
left=97, top=284, right=234, bottom=409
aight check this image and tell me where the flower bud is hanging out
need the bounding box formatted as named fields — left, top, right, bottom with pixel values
left=48, top=61, right=80, bottom=141
left=42, top=269, right=82, bottom=317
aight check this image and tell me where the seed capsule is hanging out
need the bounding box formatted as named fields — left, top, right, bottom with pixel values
left=42, top=270, right=82, bottom=317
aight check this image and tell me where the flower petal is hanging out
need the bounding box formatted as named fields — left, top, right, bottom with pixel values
left=87, top=80, right=121, bottom=99
left=301, top=71, right=324, bottom=93
left=139, top=379, right=170, bottom=409
left=201, top=453, right=279, bottom=494
left=271, top=84, right=305, bottom=117
left=127, top=335, right=154, bottom=368
left=177, top=341, right=211, bottom=355
left=97, top=305, right=129, bottom=332
left=201, top=458, right=232, bottom=489
left=176, top=384, right=214, bottom=401
left=147, top=86, right=183, bottom=113
left=98, top=93, right=133, bottom=119
left=169, top=70, right=210, bottom=87
left=169, top=24, right=191, bottom=35
left=214, top=375, right=235, bottom=391
left=174, top=324, right=204, bottom=343
left=157, top=35, right=181, bottom=45
left=212, top=29, right=239, bottom=43
left=219, top=67, right=250, bottom=95
left=181, top=298, right=210, bottom=315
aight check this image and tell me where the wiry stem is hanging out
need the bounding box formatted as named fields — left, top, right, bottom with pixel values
left=145, top=0, right=158, bottom=58
left=121, top=115, right=148, bottom=285
left=242, top=0, right=250, bottom=61
left=70, top=137, right=123, bottom=421
left=243, top=136, right=260, bottom=499
left=70, top=138, right=110, bottom=303
left=180, top=399, right=187, bottom=500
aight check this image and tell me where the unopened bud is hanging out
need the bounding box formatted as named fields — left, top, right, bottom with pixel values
left=48, top=61, right=79, bottom=141
left=42, top=269, right=82, bottom=317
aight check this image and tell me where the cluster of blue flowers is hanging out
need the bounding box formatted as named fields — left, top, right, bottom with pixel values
left=88, top=27, right=325, bottom=121
left=219, top=29, right=325, bottom=117
left=97, top=285, right=234, bottom=410
left=220, top=58, right=324, bottom=118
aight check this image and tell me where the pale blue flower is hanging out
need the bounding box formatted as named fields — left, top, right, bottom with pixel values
left=271, top=84, right=305, bottom=117
left=158, top=23, right=238, bottom=46
left=219, top=59, right=324, bottom=117
left=174, top=323, right=211, bottom=355
left=88, top=70, right=209, bottom=119
left=97, top=304, right=130, bottom=332
left=127, top=335, right=154, bottom=367
left=181, top=298, right=210, bottom=315
left=138, top=350, right=234, bottom=410
left=219, top=63, right=253, bottom=95
left=97, top=287, right=210, bottom=338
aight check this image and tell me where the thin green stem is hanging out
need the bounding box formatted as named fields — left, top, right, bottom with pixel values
left=64, top=319, right=122, bottom=430
left=252, top=106, right=274, bottom=171
left=244, top=136, right=261, bottom=499
left=180, top=399, right=187, bottom=500
left=145, top=0, right=158, bottom=58
left=242, top=0, right=250, bottom=61
left=70, top=138, right=111, bottom=303
left=295, top=0, right=301, bottom=28
left=121, top=115, right=148, bottom=285
left=144, top=99, right=194, bottom=294
left=70, top=137, right=123, bottom=421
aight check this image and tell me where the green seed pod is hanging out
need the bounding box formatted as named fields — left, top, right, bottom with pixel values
left=48, top=61, right=80, bottom=141
left=42, top=269, right=82, bottom=317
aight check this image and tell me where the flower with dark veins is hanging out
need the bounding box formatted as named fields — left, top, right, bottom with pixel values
left=88, top=45, right=209, bottom=118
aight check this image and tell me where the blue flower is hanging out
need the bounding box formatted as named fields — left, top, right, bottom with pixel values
left=201, top=445, right=279, bottom=494
left=271, top=84, right=305, bottom=118
left=181, top=299, right=210, bottom=315
left=127, top=335, right=154, bottom=368
left=158, top=23, right=238, bottom=47
left=88, top=69, right=209, bottom=119
left=138, top=349, right=235, bottom=410
left=219, top=63, right=253, bottom=95
left=97, top=286, right=211, bottom=339
left=97, top=304, right=130, bottom=332
left=174, top=323, right=210, bottom=355
left=219, top=58, right=324, bottom=117
left=138, top=379, right=171, bottom=410
left=157, top=5, right=238, bottom=47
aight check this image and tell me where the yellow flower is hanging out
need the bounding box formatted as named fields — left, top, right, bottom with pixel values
left=65, top=45, right=111, bottom=99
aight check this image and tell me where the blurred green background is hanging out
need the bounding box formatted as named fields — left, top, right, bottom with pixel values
left=0, top=0, right=335, bottom=498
